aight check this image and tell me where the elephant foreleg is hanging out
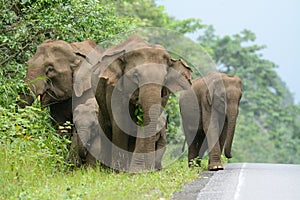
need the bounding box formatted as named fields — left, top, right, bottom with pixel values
left=69, top=130, right=83, bottom=167
left=111, top=123, right=130, bottom=171
left=155, top=129, right=167, bottom=170
left=85, top=129, right=102, bottom=167
left=130, top=133, right=156, bottom=173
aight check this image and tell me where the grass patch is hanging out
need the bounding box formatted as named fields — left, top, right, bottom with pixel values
left=1, top=149, right=201, bottom=200
left=0, top=88, right=202, bottom=200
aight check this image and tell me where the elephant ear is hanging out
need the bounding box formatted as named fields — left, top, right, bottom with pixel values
left=95, top=35, right=148, bottom=87
left=71, top=39, right=104, bottom=97
left=165, top=58, right=193, bottom=93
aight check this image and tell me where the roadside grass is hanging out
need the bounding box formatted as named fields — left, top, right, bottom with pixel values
left=1, top=145, right=202, bottom=200
left=0, top=104, right=202, bottom=200
left=0, top=84, right=203, bottom=200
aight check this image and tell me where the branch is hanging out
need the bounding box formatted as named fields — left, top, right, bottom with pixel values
left=0, top=43, right=30, bottom=66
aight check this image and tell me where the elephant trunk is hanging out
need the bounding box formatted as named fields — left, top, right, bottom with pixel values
left=18, top=90, right=35, bottom=108
left=130, top=84, right=162, bottom=172
left=224, top=106, right=238, bottom=159
left=18, top=69, right=47, bottom=107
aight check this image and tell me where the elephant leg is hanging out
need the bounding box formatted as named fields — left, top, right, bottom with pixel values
left=206, top=125, right=223, bottom=171
left=85, top=131, right=102, bottom=167
left=128, top=135, right=136, bottom=158
left=110, top=95, right=131, bottom=171
left=198, top=131, right=208, bottom=159
left=188, top=131, right=206, bottom=167
left=179, top=90, right=201, bottom=167
left=128, top=137, right=136, bottom=153
left=155, top=129, right=167, bottom=170
left=111, top=123, right=130, bottom=171
left=76, top=128, right=90, bottom=159
left=130, top=135, right=156, bottom=173
left=85, top=153, right=97, bottom=167
left=219, top=122, right=228, bottom=154
left=69, top=130, right=83, bottom=167
left=188, top=143, right=199, bottom=167
left=95, top=78, right=114, bottom=168
left=97, top=106, right=112, bottom=168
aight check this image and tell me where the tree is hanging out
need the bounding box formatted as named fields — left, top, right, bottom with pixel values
left=0, top=0, right=134, bottom=105
left=113, top=0, right=204, bottom=33
left=0, top=0, right=136, bottom=169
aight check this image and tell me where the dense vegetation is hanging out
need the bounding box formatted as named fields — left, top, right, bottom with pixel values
left=1, top=0, right=300, bottom=199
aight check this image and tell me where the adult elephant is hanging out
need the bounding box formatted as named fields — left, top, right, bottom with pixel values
left=180, top=72, right=242, bottom=171
left=18, top=39, right=104, bottom=166
left=93, top=35, right=193, bottom=172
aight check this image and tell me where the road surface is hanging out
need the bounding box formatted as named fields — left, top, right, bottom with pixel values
left=172, top=163, right=300, bottom=200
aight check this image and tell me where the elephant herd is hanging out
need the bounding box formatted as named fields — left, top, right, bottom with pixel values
left=18, top=34, right=242, bottom=172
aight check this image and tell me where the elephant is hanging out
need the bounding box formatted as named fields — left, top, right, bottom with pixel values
left=92, top=35, right=193, bottom=172
left=18, top=39, right=104, bottom=166
left=179, top=72, right=242, bottom=171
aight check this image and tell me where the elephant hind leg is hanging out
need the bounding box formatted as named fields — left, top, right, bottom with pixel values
left=188, top=131, right=206, bottom=167
left=208, top=147, right=224, bottom=171
left=197, top=131, right=207, bottom=159
left=208, top=160, right=224, bottom=171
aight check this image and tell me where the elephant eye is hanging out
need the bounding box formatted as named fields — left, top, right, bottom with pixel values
left=46, top=65, right=55, bottom=76
left=133, top=71, right=139, bottom=77
left=220, top=94, right=226, bottom=102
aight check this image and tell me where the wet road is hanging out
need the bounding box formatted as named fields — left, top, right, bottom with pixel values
left=173, top=163, right=300, bottom=200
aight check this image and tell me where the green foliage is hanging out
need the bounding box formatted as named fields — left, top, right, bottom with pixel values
left=114, top=0, right=205, bottom=34
left=0, top=105, right=72, bottom=174
left=0, top=1, right=206, bottom=199
left=134, top=103, right=144, bottom=127
left=0, top=0, right=134, bottom=68
left=188, top=157, right=203, bottom=168
left=1, top=0, right=300, bottom=198
left=0, top=159, right=199, bottom=199
left=1, top=0, right=135, bottom=103
left=166, top=94, right=184, bottom=144
left=0, top=0, right=136, bottom=176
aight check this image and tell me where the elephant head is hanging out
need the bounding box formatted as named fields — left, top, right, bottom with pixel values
left=18, top=39, right=102, bottom=108
left=18, top=39, right=104, bottom=167
left=205, top=72, right=242, bottom=159
left=93, top=35, right=193, bottom=172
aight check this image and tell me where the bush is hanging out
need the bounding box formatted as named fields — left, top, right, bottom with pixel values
left=0, top=0, right=136, bottom=175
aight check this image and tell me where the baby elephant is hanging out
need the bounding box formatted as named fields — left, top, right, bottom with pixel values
left=180, top=72, right=242, bottom=171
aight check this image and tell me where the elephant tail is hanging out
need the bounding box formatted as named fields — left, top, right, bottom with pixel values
left=224, top=144, right=232, bottom=159
left=181, top=138, right=186, bottom=153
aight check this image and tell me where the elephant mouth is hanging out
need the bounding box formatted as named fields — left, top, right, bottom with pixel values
left=40, top=90, right=60, bottom=107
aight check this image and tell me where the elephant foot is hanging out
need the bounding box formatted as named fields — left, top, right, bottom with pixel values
left=112, top=161, right=129, bottom=172
left=129, top=162, right=155, bottom=173
left=129, top=152, right=156, bottom=173
left=208, top=163, right=224, bottom=171
left=155, top=162, right=162, bottom=171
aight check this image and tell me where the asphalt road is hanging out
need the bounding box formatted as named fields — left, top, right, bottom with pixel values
left=172, top=163, right=300, bottom=200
